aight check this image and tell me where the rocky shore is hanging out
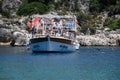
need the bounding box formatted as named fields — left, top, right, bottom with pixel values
left=0, top=14, right=31, bottom=46
left=0, top=14, right=120, bottom=46
left=0, top=31, right=120, bottom=46
left=1, top=33, right=120, bottom=46
left=77, top=33, right=120, bottom=46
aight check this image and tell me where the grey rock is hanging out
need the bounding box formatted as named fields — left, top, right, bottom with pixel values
left=114, top=15, right=120, bottom=19
left=116, top=29, right=120, bottom=34
left=0, top=28, right=12, bottom=42
left=77, top=33, right=120, bottom=46
left=12, top=31, right=30, bottom=46
left=2, top=0, right=22, bottom=15
left=0, top=15, right=4, bottom=27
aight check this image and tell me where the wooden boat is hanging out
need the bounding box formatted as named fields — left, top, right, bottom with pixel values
left=29, top=15, right=79, bottom=53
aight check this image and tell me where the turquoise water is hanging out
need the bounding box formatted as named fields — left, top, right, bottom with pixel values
left=0, top=46, right=120, bottom=80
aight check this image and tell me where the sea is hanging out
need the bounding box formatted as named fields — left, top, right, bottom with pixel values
left=0, top=46, right=120, bottom=80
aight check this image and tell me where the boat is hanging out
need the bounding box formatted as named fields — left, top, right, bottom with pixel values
left=29, top=14, right=79, bottom=53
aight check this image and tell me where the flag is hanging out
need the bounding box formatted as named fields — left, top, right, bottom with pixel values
left=30, top=17, right=42, bottom=30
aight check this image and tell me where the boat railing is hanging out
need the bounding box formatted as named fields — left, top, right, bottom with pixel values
left=32, top=30, right=75, bottom=40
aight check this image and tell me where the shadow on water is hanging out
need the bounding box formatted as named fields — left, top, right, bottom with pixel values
left=31, top=51, right=74, bottom=56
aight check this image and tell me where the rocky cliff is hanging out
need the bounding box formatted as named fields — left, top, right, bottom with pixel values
left=2, top=0, right=22, bottom=15
left=77, top=34, right=120, bottom=46
left=0, top=15, right=30, bottom=46
left=0, top=0, right=120, bottom=46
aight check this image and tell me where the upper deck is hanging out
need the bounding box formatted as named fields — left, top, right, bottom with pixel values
left=30, top=14, right=77, bottom=40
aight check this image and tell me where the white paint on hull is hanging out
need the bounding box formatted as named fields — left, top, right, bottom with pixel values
left=29, top=41, right=76, bottom=52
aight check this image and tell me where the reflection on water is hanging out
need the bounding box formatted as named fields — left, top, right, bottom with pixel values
left=0, top=46, right=120, bottom=80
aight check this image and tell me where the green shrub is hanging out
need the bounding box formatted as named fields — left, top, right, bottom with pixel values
left=76, top=12, right=92, bottom=25
left=117, top=19, right=120, bottom=27
left=17, top=2, right=49, bottom=16
left=2, top=11, right=10, bottom=18
left=108, top=19, right=120, bottom=30
left=80, top=22, right=96, bottom=35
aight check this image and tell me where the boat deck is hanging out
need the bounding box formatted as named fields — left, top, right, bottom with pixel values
left=33, top=34, right=71, bottom=40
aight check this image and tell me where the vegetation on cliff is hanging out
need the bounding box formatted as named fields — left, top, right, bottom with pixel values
left=108, top=19, right=120, bottom=30
left=17, top=2, right=49, bottom=16
left=0, top=0, right=2, bottom=12
left=0, top=0, right=10, bottom=18
left=89, top=0, right=120, bottom=15
left=0, top=0, right=120, bottom=33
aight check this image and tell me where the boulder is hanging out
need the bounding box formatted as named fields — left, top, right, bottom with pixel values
left=12, top=31, right=30, bottom=46
left=0, top=28, right=12, bottom=42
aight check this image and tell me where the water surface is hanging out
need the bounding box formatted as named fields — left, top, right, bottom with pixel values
left=0, top=46, right=120, bottom=80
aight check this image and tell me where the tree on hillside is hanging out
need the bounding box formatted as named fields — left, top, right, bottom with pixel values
left=17, top=2, right=49, bottom=16
left=89, top=0, right=100, bottom=13
left=98, top=0, right=116, bottom=7
left=109, top=0, right=120, bottom=15
left=98, top=0, right=117, bottom=11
